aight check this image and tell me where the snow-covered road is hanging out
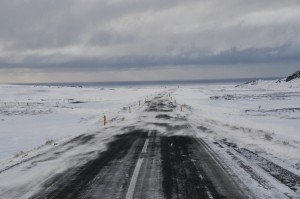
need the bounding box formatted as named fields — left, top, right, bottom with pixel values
left=0, top=78, right=299, bottom=198
left=1, top=90, right=299, bottom=198
left=18, top=92, right=246, bottom=199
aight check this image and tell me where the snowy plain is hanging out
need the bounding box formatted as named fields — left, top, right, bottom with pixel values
left=174, top=79, right=300, bottom=171
left=0, top=78, right=299, bottom=198
left=0, top=79, right=299, bottom=168
left=0, top=84, right=163, bottom=160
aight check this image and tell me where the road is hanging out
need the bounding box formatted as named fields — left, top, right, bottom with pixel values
left=32, top=92, right=247, bottom=199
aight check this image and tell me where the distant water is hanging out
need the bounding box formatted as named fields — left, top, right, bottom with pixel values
left=14, top=77, right=279, bottom=88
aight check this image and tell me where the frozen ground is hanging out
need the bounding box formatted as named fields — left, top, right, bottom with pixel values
left=0, top=78, right=299, bottom=198
left=174, top=78, right=300, bottom=173
left=0, top=84, right=163, bottom=160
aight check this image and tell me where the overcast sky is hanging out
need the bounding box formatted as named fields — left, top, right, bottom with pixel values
left=0, top=0, right=300, bottom=83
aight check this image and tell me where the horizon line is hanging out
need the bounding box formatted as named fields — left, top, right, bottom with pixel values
left=1, top=76, right=282, bottom=85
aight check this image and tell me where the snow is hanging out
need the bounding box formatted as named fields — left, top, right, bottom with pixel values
left=0, top=84, right=163, bottom=160
left=236, top=77, right=300, bottom=90
left=0, top=78, right=299, bottom=198
left=0, top=84, right=164, bottom=198
left=174, top=78, right=300, bottom=170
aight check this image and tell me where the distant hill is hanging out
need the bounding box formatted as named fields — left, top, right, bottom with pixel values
left=285, top=71, right=300, bottom=82
left=236, top=70, right=300, bottom=89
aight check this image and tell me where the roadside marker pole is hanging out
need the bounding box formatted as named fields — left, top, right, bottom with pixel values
left=181, top=105, right=183, bottom=112
left=139, top=100, right=141, bottom=106
left=129, top=106, right=131, bottom=113
left=104, top=115, right=107, bottom=126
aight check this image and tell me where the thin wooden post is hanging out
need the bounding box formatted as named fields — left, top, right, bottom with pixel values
left=104, top=115, right=107, bottom=126
left=129, top=106, right=131, bottom=113
left=181, top=105, right=183, bottom=112
left=139, top=100, right=141, bottom=106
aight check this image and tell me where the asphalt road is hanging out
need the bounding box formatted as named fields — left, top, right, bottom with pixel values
left=32, top=93, right=247, bottom=199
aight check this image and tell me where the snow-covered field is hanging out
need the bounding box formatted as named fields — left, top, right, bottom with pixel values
left=175, top=78, right=300, bottom=171
left=0, top=84, right=163, bottom=160
left=1, top=79, right=299, bottom=167
left=0, top=78, right=299, bottom=198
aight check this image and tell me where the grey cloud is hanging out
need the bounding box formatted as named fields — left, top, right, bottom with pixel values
left=1, top=43, right=299, bottom=71
left=0, top=0, right=300, bottom=77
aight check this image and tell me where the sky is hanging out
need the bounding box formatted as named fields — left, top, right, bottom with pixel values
left=0, top=0, right=300, bottom=83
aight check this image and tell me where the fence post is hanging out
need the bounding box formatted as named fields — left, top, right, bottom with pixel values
left=104, top=115, right=107, bottom=126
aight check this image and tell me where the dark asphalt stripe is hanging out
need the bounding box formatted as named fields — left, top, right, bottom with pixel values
left=31, top=130, right=147, bottom=199
left=125, top=131, right=151, bottom=199
left=161, top=136, right=221, bottom=199
left=132, top=131, right=164, bottom=199
left=161, top=136, right=247, bottom=199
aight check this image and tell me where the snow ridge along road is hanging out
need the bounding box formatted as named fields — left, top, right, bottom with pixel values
left=1, top=91, right=298, bottom=198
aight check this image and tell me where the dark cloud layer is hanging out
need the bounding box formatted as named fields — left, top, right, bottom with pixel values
left=0, top=0, right=300, bottom=82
